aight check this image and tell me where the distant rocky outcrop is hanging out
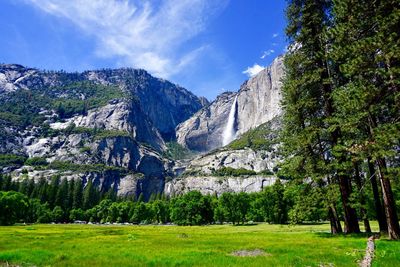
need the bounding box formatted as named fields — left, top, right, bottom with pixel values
left=0, top=54, right=285, bottom=198
left=84, top=68, right=205, bottom=140
left=176, top=56, right=284, bottom=152
left=165, top=175, right=278, bottom=197
left=0, top=64, right=204, bottom=198
left=170, top=57, right=285, bottom=194
left=166, top=120, right=281, bottom=195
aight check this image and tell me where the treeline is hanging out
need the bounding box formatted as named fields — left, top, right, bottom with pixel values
left=281, top=0, right=400, bottom=239
left=1, top=174, right=394, bottom=226
left=0, top=174, right=289, bottom=225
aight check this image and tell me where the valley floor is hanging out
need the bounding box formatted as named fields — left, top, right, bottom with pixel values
left=0, top=223, right=398, bottom=267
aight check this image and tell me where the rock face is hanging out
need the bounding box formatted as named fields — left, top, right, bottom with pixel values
left=49, top=99, right=165, bottom=151
left=165, top=175, right=277, bottom=196
left=84, top=68, right=205, bottom=140
left=164, top=145, right=280, bottom=196
left=176, top=56, right=284, bottom=152
left=0, top=55, right=285, bottom=197
left=0, top=64, right=204, bottom=198
left=0, top=64, right=205, bottom=140
left=186, top=148, right=279, bottom=174
left=176, top=92, right=236, bottom=152
left=159, top=53, right=286, bottom=195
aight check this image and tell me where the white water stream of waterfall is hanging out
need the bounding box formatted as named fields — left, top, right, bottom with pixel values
left=222, top=95, right=238, bottom=146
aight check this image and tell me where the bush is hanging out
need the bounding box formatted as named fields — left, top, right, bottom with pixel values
left=164, top=142, right=194, bottom=160
left=212, top=167, right=256, bottom=177
left=25, top=157, right=48, bottom=166
left=0, top=154, right=26, bottom=168
left=70, top=208, right=86, bottom=221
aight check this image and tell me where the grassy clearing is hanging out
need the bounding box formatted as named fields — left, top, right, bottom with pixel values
left=0, top=223, right=398, bottom=267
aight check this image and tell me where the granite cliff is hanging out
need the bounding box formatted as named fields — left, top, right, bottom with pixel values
left=0, top=64, right=204, bottom=199
left=176, top=56, right=284, bottom=152
left=1, top=55, right=285, bottom=198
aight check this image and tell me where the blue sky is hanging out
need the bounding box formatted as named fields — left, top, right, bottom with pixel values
left=0, top=0, right=287, bottom=100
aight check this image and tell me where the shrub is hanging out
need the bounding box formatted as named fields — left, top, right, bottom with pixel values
left=0, top=154, right=26, bottom=168
left=25, top=157, right=48, bottom=166
left=212, top=167, right=256, bottom=177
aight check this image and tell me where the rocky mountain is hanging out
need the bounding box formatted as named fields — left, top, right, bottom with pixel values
left=1, top=55, right=285, bottom=198
left=166, top=57, right=285, bottom=195
left=166, top=117, right=282, bottom=196
left=0, top=64, right=205, bottom=199
left=84, top=68, right=206, bottom=140
left=176, top=55, right=284, bottom=152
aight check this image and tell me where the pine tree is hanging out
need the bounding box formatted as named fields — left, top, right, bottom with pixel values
left=282, top=0, right=360, bottom=233
left=48, top=175, right=60, bottom=209
left=0, top=174, right=3, bottom=191
left=331, top=0, right=400, bottom=239
left=2, top=175, right=11, bottom=191
left=55, top=178, right=69, bottom=210
left=68, top=179, right=75, bottom=210
left=83, top=180, right=97, bottom=210
left=73, top=179, right=83, bottom=209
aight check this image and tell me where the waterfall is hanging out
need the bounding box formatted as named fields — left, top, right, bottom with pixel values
left=222, top=95, right=238, bottom=146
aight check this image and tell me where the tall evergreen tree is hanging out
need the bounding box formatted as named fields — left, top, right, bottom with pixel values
left=73, top=179, right=83, bottom=209
left=68, top=179, right=75, bottom=210
left=282, top=0, right=360, bottom=233
left=55, top=178, right=69, bottom=211
left=48, top=175, right=60, bottom=209
left=83, top=180, right=97, bottom=210
left=331, top=0, right=400, bottom=239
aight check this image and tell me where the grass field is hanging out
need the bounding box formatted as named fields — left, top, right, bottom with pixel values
left=0, top=223, right=398, bottom=267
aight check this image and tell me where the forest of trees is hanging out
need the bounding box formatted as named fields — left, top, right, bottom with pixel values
left=1, top=173, right=397, bottom=228
left=0, top=174, right=292, bottom=226
left=281, top=0, right=399, bottom=239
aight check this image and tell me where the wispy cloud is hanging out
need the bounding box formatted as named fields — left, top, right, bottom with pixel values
left=242, top=64, right=264, bottom=77
left=260, top=49, right=275, bottom=59
left=272, top=33, right=279, bottom=38
left=22, top=0, right=228, bottom=78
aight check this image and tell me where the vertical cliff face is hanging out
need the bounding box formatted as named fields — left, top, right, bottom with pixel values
left=84, top=69, right=205, bottom=140
left=175, top=92, right=236, bottom=152
left=236, top=56, right=284, bottom=136
left=176, top=56, right=284, bottom=152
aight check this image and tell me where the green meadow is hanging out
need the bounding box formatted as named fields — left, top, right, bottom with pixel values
left=0, top=223, right=398, bottom=267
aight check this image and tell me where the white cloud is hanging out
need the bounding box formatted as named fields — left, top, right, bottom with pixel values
left=272, top=33, right=279, bottom=38
left=260, top=49, right=275, bottom=59
left=242, top=64, right=264, bottom=77
left=22, top=0, right=228, bottom=78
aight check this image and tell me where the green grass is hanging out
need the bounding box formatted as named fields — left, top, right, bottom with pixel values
left=0, top=223, right=397, bottom=267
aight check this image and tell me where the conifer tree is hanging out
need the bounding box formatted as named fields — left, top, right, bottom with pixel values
left=55, top=178, right=69, bottom=210
left=331, top=0, right=400, bottom=239
left=48, top=175, right=60, bottom=209
left=83, top=180, right=97, bottom=210
left=282, top=0, right=360, bottom=233
left=73, top=179, right=83, bottom=209
left=68, top=179, right=75, bottom=210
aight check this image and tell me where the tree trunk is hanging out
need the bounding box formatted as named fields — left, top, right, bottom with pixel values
left=328, top=205, right=343, bottom=234
left=367, top=157, right=388, bottom=233
left=354, top=162, right=371, bottom=233
left=338, top=174, right=360, bottom=233
left=376, top=158, right=400, bottom=240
